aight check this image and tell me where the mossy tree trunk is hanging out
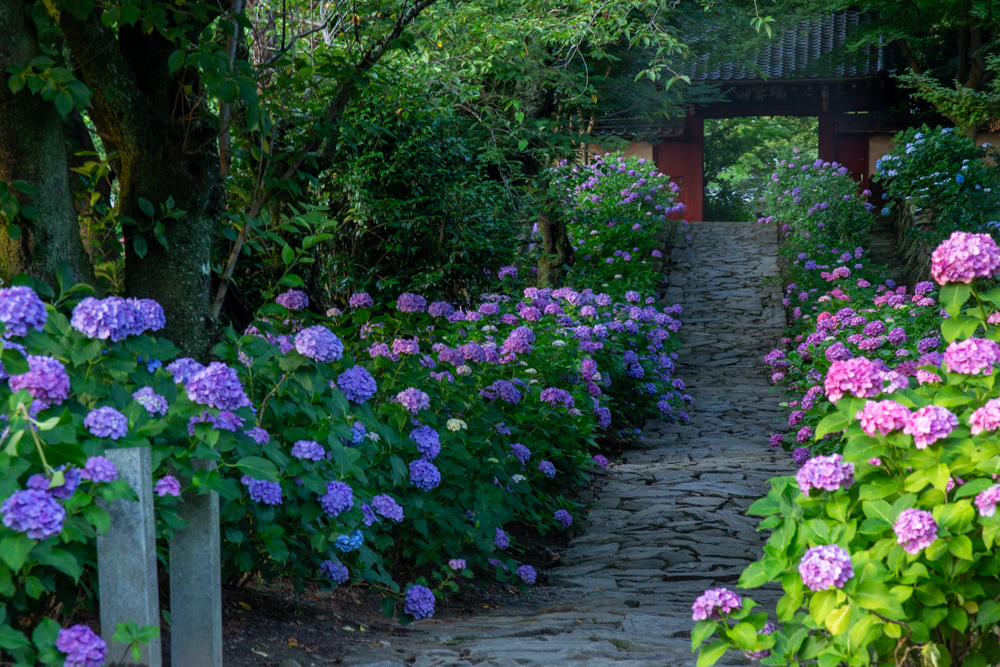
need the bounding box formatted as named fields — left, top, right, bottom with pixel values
left=536, top=200, right=575, bottom=287
left=0, top=0, right=96, bottom=286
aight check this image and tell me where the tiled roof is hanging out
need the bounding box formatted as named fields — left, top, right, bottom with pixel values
left=686, top=10, right=890, bottom=82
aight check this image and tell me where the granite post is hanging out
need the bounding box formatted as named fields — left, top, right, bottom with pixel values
left=169, top=459, right=222, bottom=667
left=96, top=447, right=162, bottom=667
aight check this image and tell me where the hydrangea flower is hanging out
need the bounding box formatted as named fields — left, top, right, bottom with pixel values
left=155, top=476, right=181, bottom=497
left=81, top=456, right=118, bottom=483
left=494, top=527, right=509, bottom=549
left=593, top=454, right=610, bottom=468
left=186, top=362, right=250, bottom=410
left=241, top=476, right=282, bottom=505
left=292, top=440, right=325, bottom=461
left=409, top=459, right=441, bottom=490
left=930, top=231, right=1000, bottom=285
left=133, top=386, right=169, bottom=416
left=335, top=529, right=364, bottom=552
left=516, top=565, right=537, bottom=584
left=769, top=433, right=783, bottom=447
left=348, top=292, right=374, bottom=308
left=83, top=406, right=128, bottom=440
left=540, top=387, right=574, bottom=408
left=395, top=387, right=430, bottom=414
left=824, top=357, right=883, bottom=402
left=320, top=559, right=350, bottom=584
left=28, top=466, right=81, bottom=500
left=1, top=489, right=65, bottom=538
left=904, top=405, right=958, bottom=448
left=538, top=460, right=556, bottom=477
left=743, top=622, right=775, bottom=661
left=276, top=289, right=309, bottom=310
left=796, top=454, right=854, bottom=494
left=166, top=357, right=205, bottom=384
left=428, top=301, right=455, bottom=317
left=976, top=485, right=1000, bottom=516
left=0, top=286, right=47, bottom=337
left=510, top=443, right=531, bottom=465
left=56, top=624, right=107, bottom=667
left=320, top=481, right=354, bottom=516
left=857, top=400, right=910, bottom=436
left=409, top=426, right=440, bottom=460
left=9, top=355, right=71, bottom=407
left=446, top=418, right=467, bottom=431
left=404, top=585, right=435, bottom=619
left=295, top=326, right=344, bottom=362
left=371, top=494, right=404, bottom=522
left=554, top=509, right=572, bottom=527
left=943, top=338, right=1000, bottom=375
left=336, top=366, right=378, bottom=403
left=448, top=558, right=466, bottom=570
left=894, top=508, right=937, bottom=554
left=245, top=427, right=270, bottom=445
left=481, top=380, right=522, bottom=404
left=798, top=544, right=853, bottom=591
left=691, top=588, right=742, bottom=620
left=791, top=447, right=810, bottom=465
left=396, top=293, right=427, bottom=313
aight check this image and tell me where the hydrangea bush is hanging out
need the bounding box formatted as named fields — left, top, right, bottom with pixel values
left=693, top=231, right=1000, bottom=666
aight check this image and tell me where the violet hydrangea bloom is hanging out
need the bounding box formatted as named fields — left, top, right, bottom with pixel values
left=592, top=454, right=610, bottom=468
left=428, top=301, right=455, bottom=317
left=166, top=357, right=205, bottom=384
left=81, top=456, right=118, bottom=482
left=691, top=588, right=742, bottom=620
left=823, top=357, right=883, bottom=402
left=320, top=481, right=354, bottom=516
left=769, top=433, right=783, bottom=447
left=904, top=405, right=958, bottom=448
left=510, top=443, right=531, bottom=465
left=975, top=485, right=1000, bottom=516
left=930, top=231, right=1000, bottom=285
left=9, top=355, right=71, bottom=407
left=970, top=399, right=1000, bottom=434
left=245, top=426, right=270, bottom=445
left=1, top=489, right=65, bottom=539
left=894, top=508, right=937, bottom=554
left=83, top=406, right=128, bottom=440
left=857, top=400, right=911, bottom=436
left=133, top=386, right=169, bottom=416
left=796, top=454, right=854, bottom=494
left=348, top=292, right=374, bottom=308
left=448, top=558, right=466, bottom=570
left=276, top=289, right=309, bottom=310
left=28, top=466, right=81, bottom=500
left=943, top=338, right=1000, bottom=375
left=0, top=286, right=47, bottom=337
left=798, top=544, right=853, bottom=591
left=56, top=624, right=107, bottom=667
left=409, top=426, right=440, bottom=461
left=371, top=494, right=404, bottom=522
left=395, top=387, right=430, bottom=414
left=320, top=559, right=350, bottom=584
left=186, top=362, right=250, bottom=410
left=791, top=447, right=811, bottom=465
left=70, top=297, right=129, bottom=341
left=538, top=460, right=556, bottom=477
left=396, top=293, right=427, bottom=313
left=516, top=564, right=537, bottom=584
left=554, top=509, right=573, bottom=527
left=336, top=366, right=377, bottom=403
left=494, top=527, right=510, bottom=549
left=154, top=476, right=181, bottom=497
left=241, top=476, right=282, bottom=505
left=295, top=326, right=344, bottom=362
left=292, top=440, right=325, bottom=461
left=404, top=585, right=435, bottom=620
left=409, top=459, right=441, bottom=490
left=540, top=387, right=574, bottom=408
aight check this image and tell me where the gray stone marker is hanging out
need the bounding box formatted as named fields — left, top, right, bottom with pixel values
left=169, top=459, right=222, bottom=667
left=96, top=447, right=162, bottom=667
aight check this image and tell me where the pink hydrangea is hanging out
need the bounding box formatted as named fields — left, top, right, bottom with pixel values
left=799, top=544, right=853, bottom=591
left=856, top=400, right=910, bottom=436
left=975, top=485, right=1000, bottom=517
left=796, top=454, right=854, bottom=495
left=970, top=399, right=1000, bottom=434
left=824, top=357, right=883, bottom=402
left=930, top=231, right=1000, bottom=285
left=691, top=587, right=742, bottom=621
left=894, top=508, right=937, bottom=554
left=943, top=338, right=1000, bottom=375
left=904, top=405, right=958, bottom=448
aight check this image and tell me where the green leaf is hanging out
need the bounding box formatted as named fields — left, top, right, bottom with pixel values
left=941, top=315, right=981, bottom=342
left=863, top=499, right=897, bottom=526
left=932, top=385, right=973, bottom=407
left=133, top=235, right=148, bottom=259
left=0, top=534, right=35, bottom=572
left=815, top=411, right=851, bottom=440
left=31, top=544, right=82, bottom=580
left=82, top=504, right=111, bottom=534
left=31, top=617, right=60, bottom=649
left=690, top=620, right=718, bottom=651
left=940, top=283, right=972, bottom=318
left=824, top=604, right=852, bottom=635
left=281, top=244, right=295, bottom=266
left=53, top=90, right=74, bottom=117
left=0, top=624, right=30, bottom=649
left=235, top=456, right=279, bottom=482
left=853, top=581, right=905, bottom=617
left=167, top=49, right=185, bottom=72
left=949, top=535, right=973, bottom=560
left=696, top=640, right=728, bottom=667
left=730, top=622, right=757, bottom=651
left=977, top=600, right=1000, bottom=628
left=137, top=198, right=155, bottom=218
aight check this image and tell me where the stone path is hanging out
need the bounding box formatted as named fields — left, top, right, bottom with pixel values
left=345, top=222, right=790, bottom=667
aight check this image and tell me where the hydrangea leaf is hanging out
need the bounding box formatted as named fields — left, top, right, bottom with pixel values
left=694, top=640, right=728, bottom=667
left=0, top=534, right=35, bottom=572
left=690, top=620, right=718, bottom=652
left=940, top=283, right=972, bottom=318
left=815, top=411, right=851, bottom=440
left=235, top=456, right=280, bottom=482
left=728, top=621, right=758, bottom=651
left=824, top=604, right=852, bottom=635
left=853, top=581, right=904, bottom=617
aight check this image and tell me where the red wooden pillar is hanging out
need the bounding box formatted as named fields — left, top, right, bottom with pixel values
left=818, top=112, right=837, bottom=163
left=654, top=115, right=704, bottom=222
left=836, top=133, right=869, bottom=189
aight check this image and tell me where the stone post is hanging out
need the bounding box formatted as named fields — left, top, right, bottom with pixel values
left=96, top=447, right=162, bottom=667
left=169, top=459, right=222, bottom=667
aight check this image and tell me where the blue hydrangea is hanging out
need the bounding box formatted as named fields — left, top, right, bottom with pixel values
left=516, top=565, right=537, bottom=585
left=133, top=387, right=168, bottom=416
left=1, top=489, right=65, bottom=539
left=362, top=502, right=378, bottom=526
left=371, top=494, right=404, bottom=522
left=241, top=476, right=282, bottom=505
left=186, top=362, right=250, bottom=410
left=404, top=585, right=435, bottom=620
left=538, top=460, right=556, bottom=478
left=346, top=422, right=366, bottom=446
left=336, top=366, right=378, bottom=403
left=320, top=559, right=349, bottom=584
left=320, top=481, right=354, bottom=516
left=554, top=509, right=573, bottom=527
left=408, top=459, right=441, bottom=491
left=494, top=527, right=509, bottom=550
left=83, top=406, right=128, bottom=440
left=56, top=624, right=107, bottom=667
left=292, top=440, right=325, bottom=461
left=27, top=465, right=80, bottom=500
left=509, top=443, right=531, bottom=465
left=294, top=326, right=344, bottom=362
left=246, top=427, right=270, bottom=445
left=0, top=286, right=47, bottom=338
left=409, top=426, right=441, bottom=461
left=334, top=529, right=364, bottom=552
left=166, top=357, right=205, bottom=384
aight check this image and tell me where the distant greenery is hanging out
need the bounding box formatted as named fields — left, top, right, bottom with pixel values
left=703, top=117, right=818, bottom=221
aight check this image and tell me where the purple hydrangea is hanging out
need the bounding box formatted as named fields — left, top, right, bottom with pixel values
left=188, top=411, right=217, bottom=436
left=903, top=405, right=958, bottom=448
left=769, top=433, right=783, bottom=447
left=824, top=357, right=883, bottom=402
left=791, top=447, right=811, bottom=465
left=538, top=460, right=556, bottom=478
left=592, top=454, right=610, bottom=468
left=857, top=400, right=911, bottom=436
left=295, top=326, right=344, bottom=362
left=186, top=362, right=250, bottom=410
left=320, top=559, right=350, bottom=584
left=349, top=292, right=374, bottom=309
left=70, top=297, right=131, bottom=342
left=166, top=357, right=205, bottom=384
left=245, top=427, right=270, bottom=445
left=894, top=508, right=937, bottom=554
left=943, top=338, right=1000, bottom=375
left=216, top=410, right=243, bottom=431
left=409, top=426, right=441, bottom=461
left=970, top=398, right=1000, bottom=434
left=691, top=588, right=742, bottom=620
left=409, top=459, right=441, bottom=490
left=404, top=584, right=435, bottom=620
left=428, top=301, right=455, bottom=317
left=276, top=289, right=309, bottom=310
left=9, top=355, right=71, bottom=407
left=133, top=387, right=169, bottom=416
left=0, top=286, right=46, bottom=337
left=56, top=624, right=107, bottom=667
left=396, top=293, right=427, bottom=313
left=516, top=564, right=537, bottom=584
left=371, top=494, right=404, bottom=522
left=395, top=387, right=430, bottom=414
left=336, top=366, right=378, bottom=403
left=798, top=544, right=853, bottom=591
left=83, top=406, right=128, bottom=440
left=320, top=481, right=354, bottom=516
left=494, top=527, right=509, bottom=550
left=154, top=476, right=181, bottom=497
left=975, top=485, right=1000, bottom=517
left=241, top=476, right=283, bottom=505
left=931, top=231, right=1000, bottom=285
left=1, top=489, right=65, bottom=539
left=482, top=380, right=522, bottom=404
left=81, top=456, right=118, bottom=483
left=554, top=509, right=573, bottom=527
left=510, top=443, right=531, bottom=465
left=292, top=440, right=325, bottom=461
left=796, top=454, right=854, bottom=495
left=540, top=387, right=574, bottom=408
left=448, top=558, right=466, bottom=570
left=28, top=466, right=81, bottom=500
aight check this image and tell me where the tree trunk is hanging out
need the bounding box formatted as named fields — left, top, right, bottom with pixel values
left=536, top=201, right=574, bottom=287
left=0, top=0, right=95, bottom=286
left=60, top=15, right=223, bottom=358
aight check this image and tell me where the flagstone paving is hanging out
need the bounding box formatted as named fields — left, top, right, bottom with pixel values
left=344, top=222, right=792, bottom=666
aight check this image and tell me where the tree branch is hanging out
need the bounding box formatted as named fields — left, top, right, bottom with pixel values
left=894, top=38, right=922, bottom=76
